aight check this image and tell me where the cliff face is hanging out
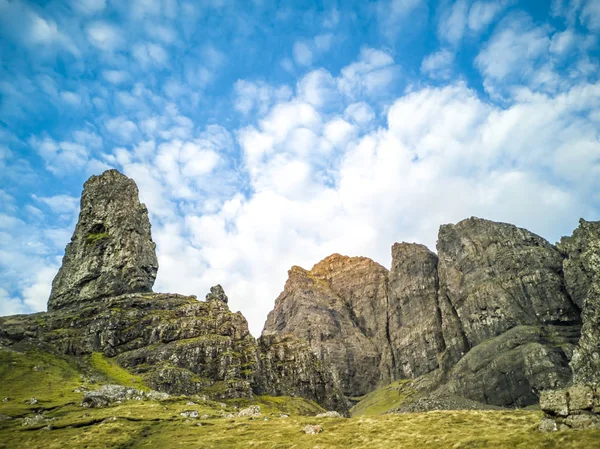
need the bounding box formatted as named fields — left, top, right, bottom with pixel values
left=540, top=219, right=600, bottom=431
left=1, top=170, right=346, bottom=409
left=48, top=170, right=158, bottom=310
left=262, top=257, right=389, bottom=396
left=1, top=169, right=598, bottom=415
left=263, top=217, right=587, bottom=409
left=558, top=219, right=600, bottom=384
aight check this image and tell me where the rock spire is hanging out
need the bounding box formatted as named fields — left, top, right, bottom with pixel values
left=48, top=169, right=158, bottom=310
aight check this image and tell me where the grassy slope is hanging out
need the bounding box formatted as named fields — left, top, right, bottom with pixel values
left=1, top=347, right=600, bottom=449
left=350, top=379, right=415, bottom=416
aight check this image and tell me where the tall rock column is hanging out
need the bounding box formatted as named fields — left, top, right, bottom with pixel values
left=387, top=243, right=445, bottom=378
left=48, top=169, right=159, bottom=310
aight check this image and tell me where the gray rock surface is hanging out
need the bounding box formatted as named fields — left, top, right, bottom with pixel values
left=262, top=256, right=389, bottom=396
left=558, top=219, right=600, bottom=384
left=540, top=385, right=600, bottom=430
left=387, top=243, right=444, bottom=378
left=436, top=217, right=580, bottom=367
left=48, top=170, right=158, bottom=310
left=254, top=332, right=349, bottom=412
left=206, top=284, right=229, bottom=304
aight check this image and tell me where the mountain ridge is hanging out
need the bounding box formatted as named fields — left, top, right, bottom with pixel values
left=1, top=169, right=598, bottom=427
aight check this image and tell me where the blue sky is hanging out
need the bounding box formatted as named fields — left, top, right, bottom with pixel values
left=1, top=0, right=599, bottom=336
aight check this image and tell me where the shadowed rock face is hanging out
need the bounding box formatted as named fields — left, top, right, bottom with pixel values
left=558, top=219, right=600, bottom=384
left=264, top=217, right=585, bottom=409
left=436, top=217, right=581, bottom=367
left=48, top=170, right=158, bottom=311
left=387, top=243, right=445, bottom=379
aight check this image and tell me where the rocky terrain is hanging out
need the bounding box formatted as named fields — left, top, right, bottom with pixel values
left=1, top=169, right=599, bottom=443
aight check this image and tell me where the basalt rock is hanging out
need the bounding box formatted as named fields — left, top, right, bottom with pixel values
left=540, top=220, right=600, bottom=431
left=558, top=219, right=600, bottom=384
left=387, top=243, right=445, bottom=378
left=48, top=170, right=158, bottom=310
left=254, top=332, right=349, bottom=412
left=262, top=256, right=390, bottom=396
left=436, top=217, right=581, bottom=367
left=206, top=284, right=229, bottom=304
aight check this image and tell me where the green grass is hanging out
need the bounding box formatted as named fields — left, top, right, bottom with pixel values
left=90, top=352, right=148, bottom=390
left=350, top=379, right=415, bottom=416
left=0, top=347, right=84, bottom=416
left=2, top=348, right=600, bottom=449
left=86, top=232, right=110, bottom=243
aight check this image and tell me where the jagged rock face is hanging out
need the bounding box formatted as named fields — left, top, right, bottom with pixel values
left=1, top=293, right=256, bottom=399
left=262, top=256, right=389, bottom=396
left=442, top=324, right=578, bottom=407
left=254, top=333, right=349, bottom=411
left=206, top=284, right=228, bottom=304
left=387, top=243, right=444, bottom=378
left=558, top=219, right=600, bottom=384
left=436, top=217, right=581, bottom=366
left=48, top=170, right=158, bottom=311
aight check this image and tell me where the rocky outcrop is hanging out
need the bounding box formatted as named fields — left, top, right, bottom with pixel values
left=436, top=217, right=580, bottom=366
left=387, top=243, right=444, bottom=378
left=264, top=217, right=586, bottom=410
left=1, top=291, right=257, bottom=399
left=206, top=284, right=228, bottom=304
left=540, top=220, right=600, bottom=431
left=262, top=256, right=390, bottom=396
left=558, top=219, right=600, bottom=384
left=48, top=170, right=158, bottom=310
left=540, top=385, right=600, bottom=430
left=254, top=333, right=349, bottom=411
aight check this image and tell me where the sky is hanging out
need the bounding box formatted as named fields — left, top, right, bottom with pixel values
left=0, top=0, right=599, bottom=336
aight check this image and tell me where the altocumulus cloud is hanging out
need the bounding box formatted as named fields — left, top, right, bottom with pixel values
left=0, top=0, right=598, bottom=336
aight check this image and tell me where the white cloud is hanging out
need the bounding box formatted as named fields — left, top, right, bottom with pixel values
left=337, top=48, right=397, bottom=99
left=60, top=91, right=82, bottom=107
left=102, top=70, right=130, bottom=84
left=581, top=0, right=600, bottom=31
left=438, top=0, right=469, bottom=45
left=550, top=29, right=576, bottom=55
left=106, top=116, right=139, bottom=142
left=86, top=22, right=123, bottom=51
left=0, top=288, right=27, bottom=316
left=421, top=49, right=455, bottom=80
left=293, top=41, right=313, bottom=66
left=72, top=0, right=106, bottom=15
left=233, top=80, right=292, bottom=116
left=30, top=136, right=91, bottom=175
left=297, top=69, right=339, bottom=108
left=22, top=266, right=58, bottom=311
left=475, top=14, right=559, bottom=96
left=467, top=0, right=512, bottom=33
left=133, top=43, right=168, bottom=68
left=32, top=194, right=79, bottom=215
left=377, top=0, right=426, bottom=39
left=344, top=102, right=375, bottom=126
